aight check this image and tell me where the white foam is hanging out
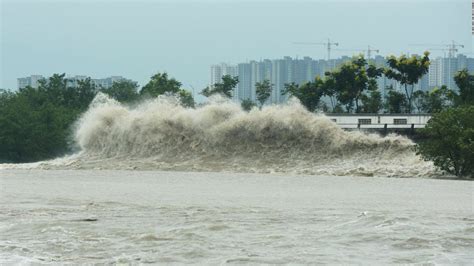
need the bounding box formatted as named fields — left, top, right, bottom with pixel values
left=1, top=94, right=438, bottom=177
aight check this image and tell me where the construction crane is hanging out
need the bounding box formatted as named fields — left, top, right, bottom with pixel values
left=424, top=48, right=454, bottom=58
left=333, top=45, right=380, bottom=59
left=446, top=41, right=464, bottom=58
left=366, top=46, right=380, bottom=60
left=409, top=40, right=464, bottom=58
left=293, top=39, right=339, bottom=60
left=411, top=41, right=464, bottom=89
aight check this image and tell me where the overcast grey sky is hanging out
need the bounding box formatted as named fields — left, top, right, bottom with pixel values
left=0, top=0, right=471, bottom=94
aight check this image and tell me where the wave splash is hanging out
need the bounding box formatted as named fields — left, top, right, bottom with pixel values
left=5, top=93, right=437, bottom=177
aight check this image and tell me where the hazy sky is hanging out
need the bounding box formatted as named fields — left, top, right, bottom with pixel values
left=1, top=0, right=471, bottom=96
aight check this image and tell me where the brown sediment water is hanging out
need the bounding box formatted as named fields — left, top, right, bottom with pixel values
left=0, top=170, right=472, bottom=264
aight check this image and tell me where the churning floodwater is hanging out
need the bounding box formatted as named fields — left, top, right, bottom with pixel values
left=1, top=170, right=473, bottom=264
left=1, top=95, right=472, bottom=263
left=0, top=94, right=439, bottom=177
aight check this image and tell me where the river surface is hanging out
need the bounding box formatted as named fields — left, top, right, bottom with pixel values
left=1, top=170, right=473, bottom=264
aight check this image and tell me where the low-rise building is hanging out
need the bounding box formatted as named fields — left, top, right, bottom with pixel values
left=17, top=75, right=136, bottom=89
left=17, top=75, right=45, bottom=89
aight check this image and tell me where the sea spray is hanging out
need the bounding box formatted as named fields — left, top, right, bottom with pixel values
left=4, top=93, right=438, bottom=177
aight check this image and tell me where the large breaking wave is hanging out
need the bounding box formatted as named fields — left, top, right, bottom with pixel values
left=2, top=93, right=438, bottom=177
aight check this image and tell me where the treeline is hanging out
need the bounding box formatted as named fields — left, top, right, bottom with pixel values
left=0, top=73, right=194, bottom=163
left=416, top=70, right=474, bottom=178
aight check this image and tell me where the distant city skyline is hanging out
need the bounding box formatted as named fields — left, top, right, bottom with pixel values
left=13, top=51, right=474, bottom=104
left=1, top=0, right=471, bottom=103
left=17, top=75, right=136, bottom=90
left=210, top=53, right=474, bottom=104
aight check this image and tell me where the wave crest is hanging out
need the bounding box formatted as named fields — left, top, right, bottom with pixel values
left=8, top=94, right=438, bottom=177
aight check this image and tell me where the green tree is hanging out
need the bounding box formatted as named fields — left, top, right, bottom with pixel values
left=325, top=55, right=382, bottom=113
left=384, top=51, right=430, bottom=113
left=0, top=74, right=97, bottom=162
left=241, top=98, right=257, bottom=111
left=0, top=89, right=14, bottom=108
left=413, top=90, right=427, bottom=113
left=321, top=77, right=337, bottom=111
left=416, top=106, right=474, bottom=178
left=178, top=89, right=195, bottom=108
left=453, top=69, right=474, bottom=106
left=0, top=95, right=72, bottom=162
left=201, top=75, right=239, bottom=98
left=318, top=101, right=330, bottom=112
left=101, top=80, right=140, bottom=103
left=140, top=72, right=181, bottom=97
left=140, top=72, right=194, bottom=107
left=413, top=86, right=454, bottom=113
left=73, top=78, right=98, bottom=109
left=360, top=90, right=383, bottom=113
left=37, top=73, right=67, bottom=106
left=283, top=78, right=324, bottom=112
left=331, top=104, right=345, bottom=113
left=255, top=79, right=273, bottom=107
left=384, top=86, right=407, bottom=113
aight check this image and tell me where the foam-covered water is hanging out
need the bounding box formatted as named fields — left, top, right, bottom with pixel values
left=0, top=94, right=438, bottom=177
left=1, top=170, right=472, bottom=264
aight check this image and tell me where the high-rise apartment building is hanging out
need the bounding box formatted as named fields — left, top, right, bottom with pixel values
left=237, top=63, right=252, bottom=101
left=210, top=56, right=368, bottom=104
left=210, top=63, right=238, bottom=88
left=427, top=55, right=474, bottom=91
